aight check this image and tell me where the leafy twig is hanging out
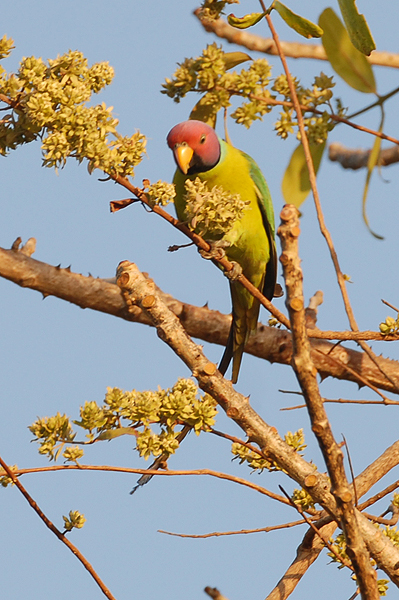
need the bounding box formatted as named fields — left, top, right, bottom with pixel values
left=0, top=455, right=117, bottom=600
left=195, top=10, right=399, bottom=69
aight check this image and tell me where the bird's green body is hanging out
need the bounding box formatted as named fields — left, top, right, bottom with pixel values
left=172, top=136, right=277, bottom=383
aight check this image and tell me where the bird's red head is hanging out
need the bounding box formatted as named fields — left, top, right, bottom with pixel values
left=167, top=120, right=221, bottom=175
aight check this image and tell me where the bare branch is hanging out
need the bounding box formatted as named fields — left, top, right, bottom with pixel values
left=2, top=243, right=399, bottom=394
left=265, top=519, right=338, bottom=600
left=329, top=142, right=399, bottom=170
left=354, top=440, right=399, bottom=501
left=359, top=481, right=399, bottom=512
left=282, top=397, right=399, bottom=410
left=356, top=513, right=399, bottom=587
left=159, top=519, right=308, bottom=539
left=13, top=463, right=289, bottom=503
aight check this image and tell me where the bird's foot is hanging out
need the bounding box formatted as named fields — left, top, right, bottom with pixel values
left=199, top=239, right=230, bottom=260
left=225, top=261, right=242, bottom=281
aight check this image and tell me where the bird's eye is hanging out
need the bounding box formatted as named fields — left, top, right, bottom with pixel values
left=200, top=135, right=206, bottom=144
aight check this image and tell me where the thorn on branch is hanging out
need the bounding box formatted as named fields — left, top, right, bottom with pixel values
left=11, top=237, right=22, bottom=251
left=10, top=237, right=37, bottom=256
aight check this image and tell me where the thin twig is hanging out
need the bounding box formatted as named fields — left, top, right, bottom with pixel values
left=314, top=347, right=393, bottom=403
left=382, top=299, right=399, bottom=313
left=342, top=435, right=358, bottom=507
left=219, top=87, right=399, bottom=146
left=158, top=518, right=309, bottom=538
left=358, top=481, right=399, bottom=512
left=278, top=486, right=354, bottom=571
left=111, top=173, right=291, bottom=330
left=209, top=427, right=267, bottom=458
left=9, top=463, right=291, bottom=505
left=362, top=507, right=399, bottom=526
left=281, top=397, right=399, bottom=411
left=0, top=456, right=117, bottom=600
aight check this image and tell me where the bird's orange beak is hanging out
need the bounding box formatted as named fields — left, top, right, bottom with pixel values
left=174, top=145, right=193, bottom=175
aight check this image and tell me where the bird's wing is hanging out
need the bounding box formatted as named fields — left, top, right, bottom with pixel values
left=241, top=150, right=277, bottom=300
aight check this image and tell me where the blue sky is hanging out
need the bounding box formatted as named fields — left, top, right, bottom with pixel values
left=2, top=1, right=399, bottom=599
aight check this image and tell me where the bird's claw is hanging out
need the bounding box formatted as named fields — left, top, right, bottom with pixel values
left=199, top=239, right=230, bottom=260
left=225, top=261, right=242, bottom=281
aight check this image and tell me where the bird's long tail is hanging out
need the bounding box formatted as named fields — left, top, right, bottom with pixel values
left=219, top=284, right=259, bottom=383
left=218, top=322, right=236, bottom=381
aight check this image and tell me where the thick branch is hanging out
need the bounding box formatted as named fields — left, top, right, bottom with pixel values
left=355, top=440, right=399, bottom=501
left=267, top=438, right=399, bottom=599
left=196, top=12, right=399, bottom=69
left=265, top=519, right=338, bottom=600
left=115, top=260, right=336, bottom=510
left=2, top=243, right=399, bottom=394
left=114, top=259, right=399, bottom=585
left=277, top=204, right=379, bottom=599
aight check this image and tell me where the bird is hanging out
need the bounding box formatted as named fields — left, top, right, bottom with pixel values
left=167, top=119, right=277, bottom=383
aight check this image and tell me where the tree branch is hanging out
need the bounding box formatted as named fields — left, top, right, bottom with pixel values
left=2, top=242, right=399, bottom=394
left=115, top=260, right=335, bottom=505
left=114, top=258, right=399, bottom=585
left=329, top=142, right=399, bottom=170
left=277, top=204, right=379, bottom=599
left=265, top=436, right=399, bottom=599
left=0, top=455, right=117, bottom=600
left=195, top=11, right=399, bottom=69
left=265, top=519, right=338, bottom=600
left=10, top=463, right=289, bottom=503
left=158, top=519, right=308, bottom=539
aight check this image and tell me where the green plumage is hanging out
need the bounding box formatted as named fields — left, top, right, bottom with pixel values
left=173, top=137, right=277, bottom=383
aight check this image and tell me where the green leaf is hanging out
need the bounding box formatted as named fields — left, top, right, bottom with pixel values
left=319, top=8, right=376, bottom=94
left=227, top=12, right=266, bottom=29
left=337, top=0, right=376, bottom=56
left=223, top=51, right=252, bottom=71
left=362, top=114, right=384, bottom=239
left=273, top=2, right=323, bottom=39
left=281, top=141, right=326, bottom=207
left=189, top=93, right=217, bottom=127
left=97, top=427, right=137, bottom=440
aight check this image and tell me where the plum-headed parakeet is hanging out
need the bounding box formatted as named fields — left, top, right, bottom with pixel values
left=167, top=120, right=277, bottom=383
